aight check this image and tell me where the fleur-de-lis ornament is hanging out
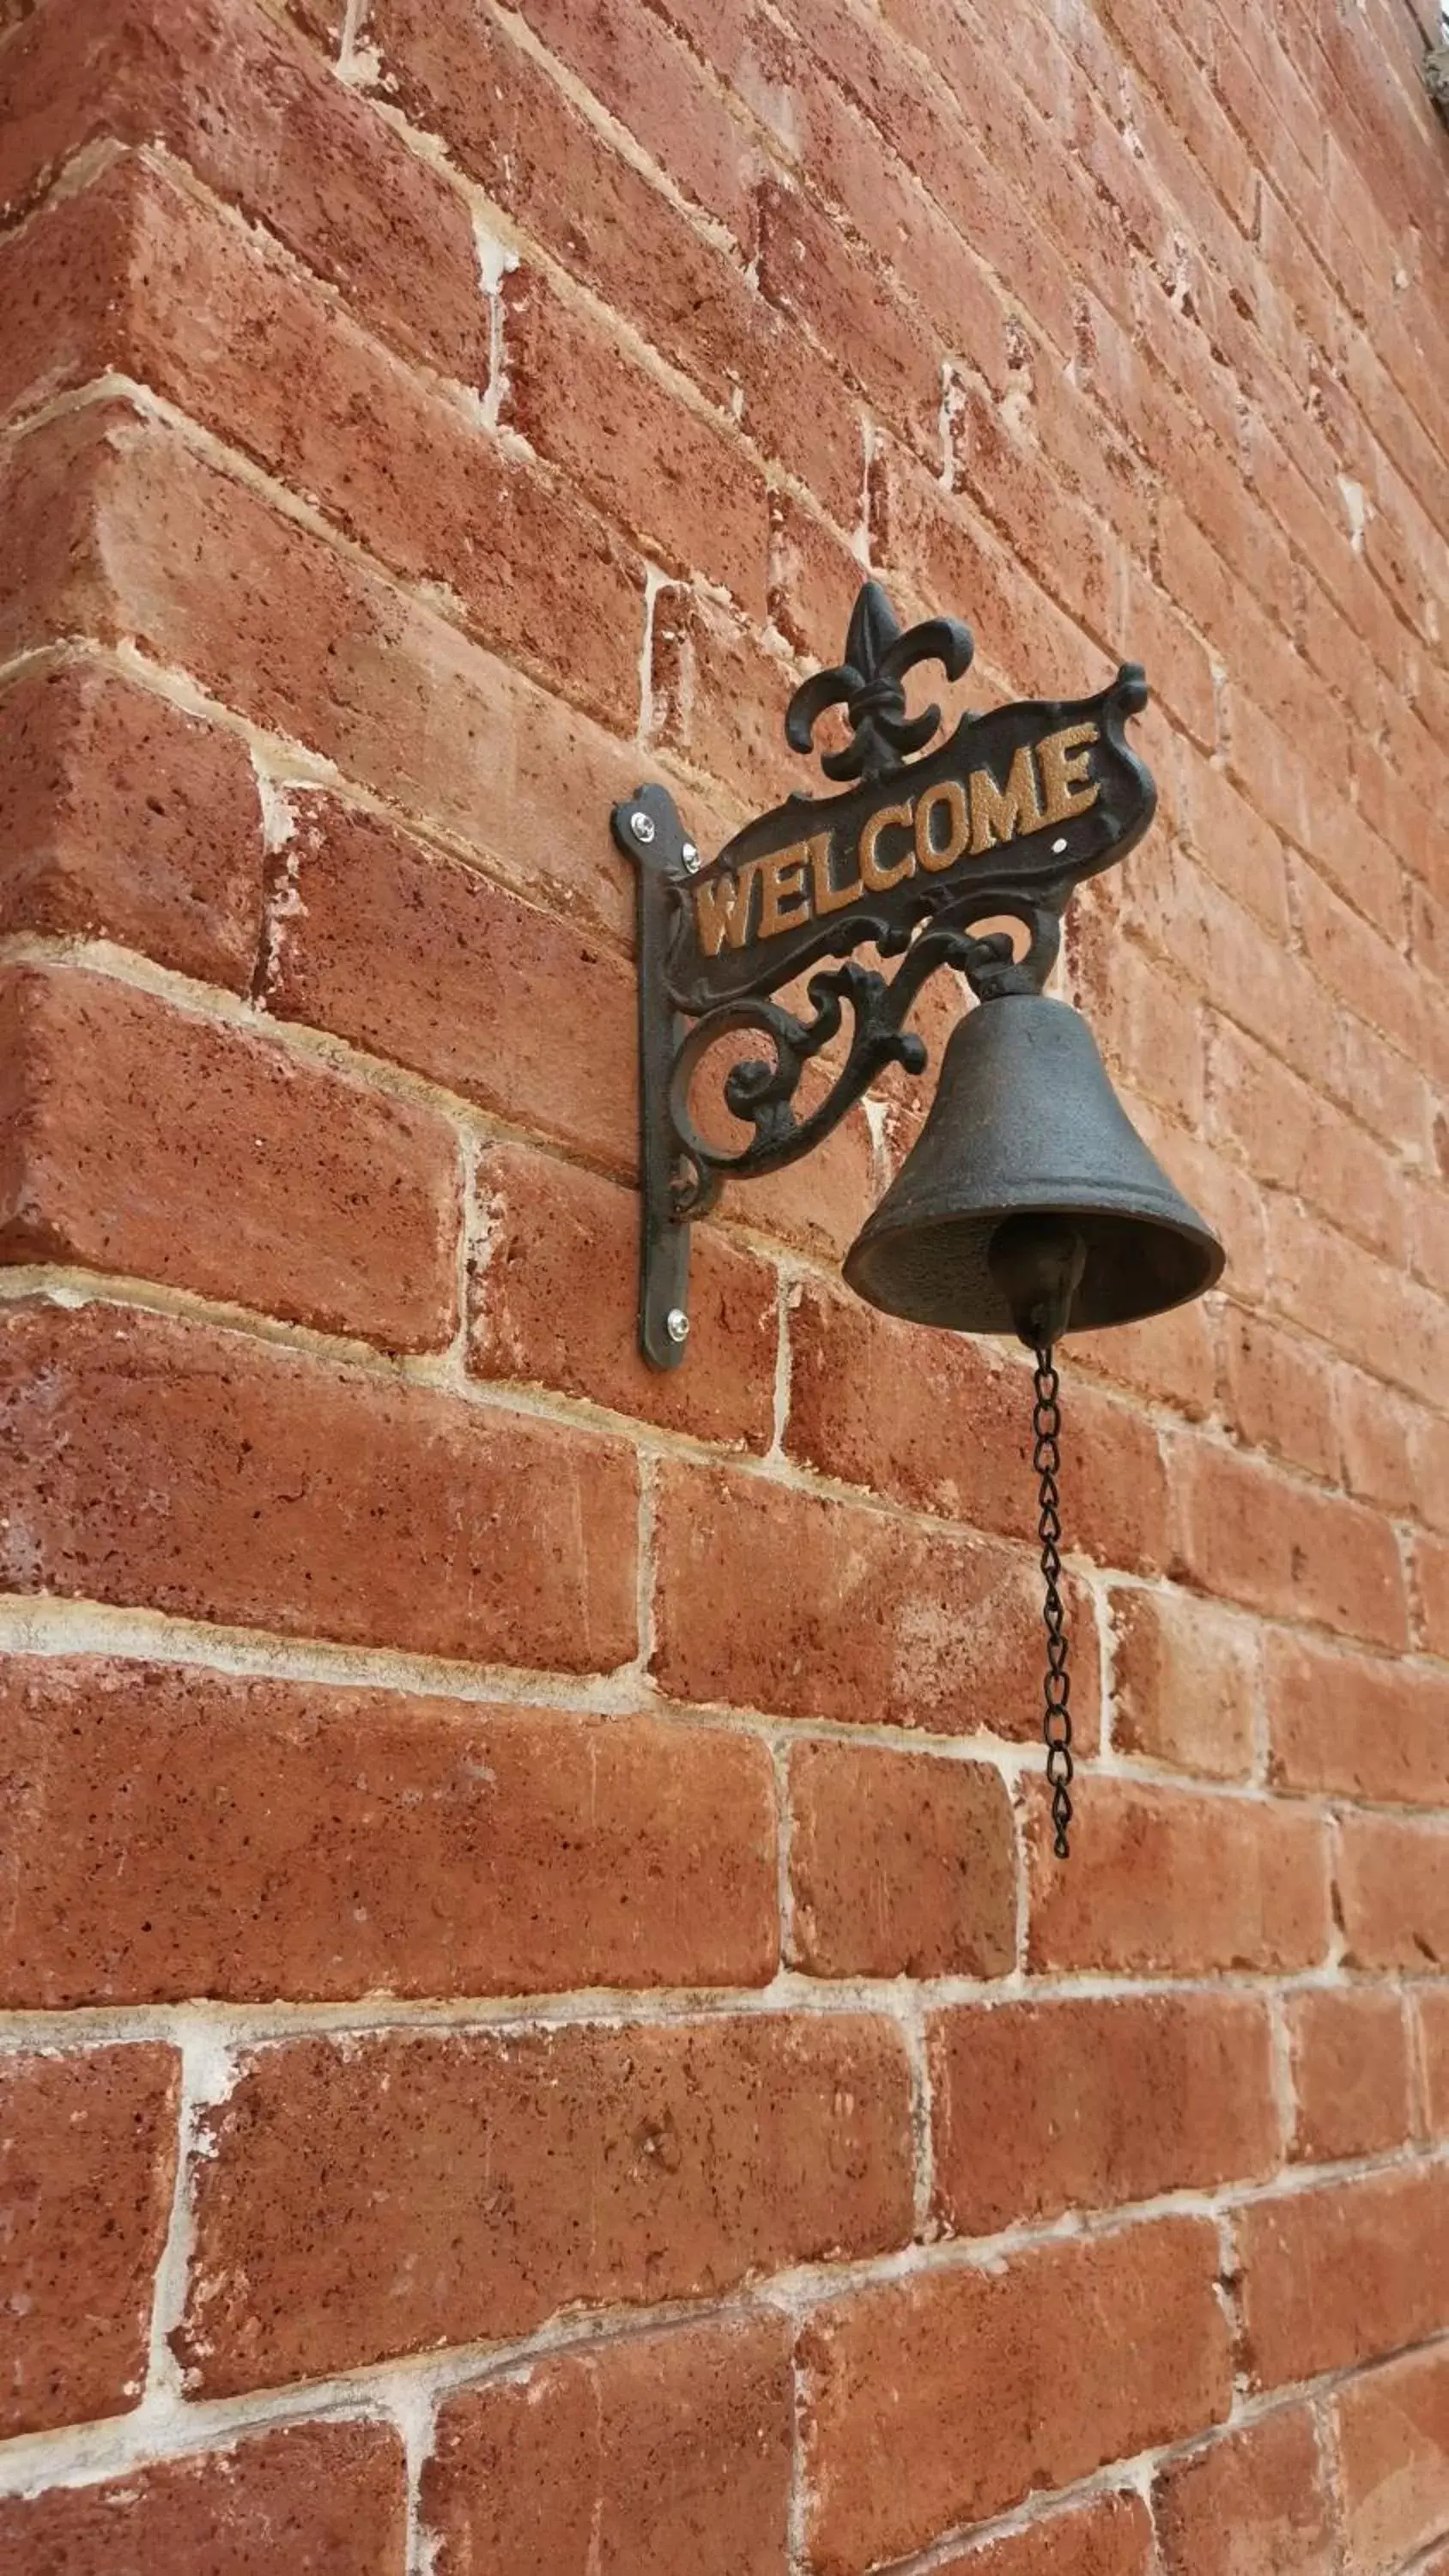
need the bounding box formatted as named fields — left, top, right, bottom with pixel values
left=784, top=580, right=975, bottom=784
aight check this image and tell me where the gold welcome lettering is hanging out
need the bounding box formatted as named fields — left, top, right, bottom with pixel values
left=757, top=844, right=813, bottom=941
left=808, top=830, right=864, bottom=915
left=694, top=859, right=763, bottom=956
left=914, top=778, right=970, bottom=874
left=1037, top=722, right=1100, bottom=825
left=692, top=726, right=1101, bottom=957
left=968, top=744, right=1045, bottom=853
left=859, top=800, right=914, bottom=892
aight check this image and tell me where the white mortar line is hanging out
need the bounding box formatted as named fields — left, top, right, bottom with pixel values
left=3, top=1585, right=1449, bottom=1826
left=3, top=1974, right=1447, bottom=2057
left=139, top=2022, right=242, bottom=2411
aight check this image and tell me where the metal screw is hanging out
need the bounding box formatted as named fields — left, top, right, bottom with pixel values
left=682, top=841, right=700, bottom=872
left=665, top=1307, right=690, bottom=1345
left=630, top=809, right=656, bottom=844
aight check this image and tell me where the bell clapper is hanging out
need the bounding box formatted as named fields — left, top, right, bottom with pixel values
left=989, top=1216, right=1085, bottom=1860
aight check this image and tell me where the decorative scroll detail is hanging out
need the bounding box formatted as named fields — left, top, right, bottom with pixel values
left=784, top=580, right=974, bottom=784
left=665, top=942, right=991, bottom=1219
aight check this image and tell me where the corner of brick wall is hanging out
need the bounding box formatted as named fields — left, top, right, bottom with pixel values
left=0, top=0, right=1446, bottom=2567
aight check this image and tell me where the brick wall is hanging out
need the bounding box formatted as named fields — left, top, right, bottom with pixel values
left=0, top=0, right=1446, bottom=2567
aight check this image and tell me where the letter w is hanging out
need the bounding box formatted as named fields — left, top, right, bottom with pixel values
left=694, top=865, right=758, bottom=956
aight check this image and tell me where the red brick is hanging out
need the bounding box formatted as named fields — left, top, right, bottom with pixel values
left=653, top=1457, right=1100, bottom=1746
left=7, top=404, right=646, bottom=924
left=1154, top=2409, right=1335, bottom=2576
left=1335, top=1017, right=1435, bottom=1170
left=506, top=0, right=754, bottom=237
left=0, top=1657, right=778, bottom=2004
left=1216, top=25, right=1325, bottom=216
left=872, top=440, right=1097, bottom=705
left=27, top=149, right=644, bottom=727
left=0, top=2422, right=406, bottom=2573
left=1334, top=2343, right=1449, bottom=2575
left=1296, top=864, right=1426, bottom=1059
left=788, top=1741, right=1016, bottom=1978
left=757, top=172, right=943, bottom=466
left=371, top=0, right=760, bottom=415
left=0, top=0, right=488, bottom=385
left=1239, top=2165, right=1449, bottom=2388
left=767, top=484, right=866, bottom=663
left=423, top=2317, right=791, bottom=2576
left=650, top=583, right=806, bottom=817
left=1297, top=562, right=1393, bottom=750
left=1127, top=1097, right=1270, bottom=1312
left=1129, top=841, right=1331, bottom=1097
left=0, top=2045, right=179, bottom=2436
left=1122, top=559, right=1219, bottom=750
left=2, top=392, right=118, bottom=641
left=0, top=964, right=460, bottom=1349
left=1287, top=1990, right=1412, bottom=2165
left=0, top=1303, right=638, bottom=1668
left=786, top=1278, right=1170, bottom=1574
left=1110, top=1587, right=1258, bottom=1781
left=1069, top=1290, right=1218, bottom=1424
left=1264, top=1198, right=1440, bottom=1411
left=1109, top=0, right=1256, bottom=223
left=802, top=2219, right=1232, bottom=2576
left=779, top=0, right=1080, bottom=364
left=176, top=2015, right=913, bottom=2394
left=1415, top=1533, right=1449, bottom=1657
left=743, top=296, right=867, bottom=532
left=1338, top=1370, right=1421, bottom=1516
left=953, top=378, right=1117, bottom=641
left=1418, top=1989, right=1449, bottom=2132
left=1337, top=1814, right=1449, bottom=1973
left=931, top=1994, right=1278, bottom=2236
left=786, top=1276, right=1033, bottom=1537
left=504, top=268, right=767, bottom=617
left=1027, top=1778, right=1331, bottom=1975
left=287, top=0, right=343, bottom=40
left=1026, top=354, right=1157, bottom=569
left=1222, top=1312, right=1340, bottom=1481
left=268, top=799, right=637, bottom=1174
left=1266, top=1632, right=1449, bottom=1807
left=934, top=2495, right=1154, bottom=2576
left=0, top=149, right=131, bottom=424
left=1412, top=876, right=1449, bottom=987
left=1173, top=1436, right=1408, bottom=1649
left=1075, top=904, right=1210, bottom=1131
left=1412, top=1178, right=1449, bottom=1303
left=469, top=1142, right=777, bottom=1451
left=0, top=662, right=264, bottom=987
left=104, top=160, right=641, bottom=725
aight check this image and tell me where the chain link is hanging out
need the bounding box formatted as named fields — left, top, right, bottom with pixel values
left=1032, top=1344, right=1073, bottom=1860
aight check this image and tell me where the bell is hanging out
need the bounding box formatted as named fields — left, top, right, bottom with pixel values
left=844, top=993, right=1224, bottom=1344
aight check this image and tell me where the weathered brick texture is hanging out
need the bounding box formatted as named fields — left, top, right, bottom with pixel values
left=1153, top=2409, right=1337, bottom=2576
left=0, top=2422, right=408, bottom=2573
left=0, top=0, right=1445, bottom=2558
left=422, top=2317, right=793, bottom=2576
left=0, top=2046, right=179, bottom=2438
left=175, top=2017, right=913, bottom=2393
left=801, top=2219, right=1233, bottom=2573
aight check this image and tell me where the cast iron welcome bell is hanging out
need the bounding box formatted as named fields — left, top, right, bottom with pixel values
left=612, top=582, right=1224, bottom=1855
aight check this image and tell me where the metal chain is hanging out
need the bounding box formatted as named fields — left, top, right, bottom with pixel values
left=1032, top=1344, right=1073, bottom=1860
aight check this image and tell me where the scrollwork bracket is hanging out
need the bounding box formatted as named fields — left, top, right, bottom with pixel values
left=610, top=582, right=1155, bottom=1368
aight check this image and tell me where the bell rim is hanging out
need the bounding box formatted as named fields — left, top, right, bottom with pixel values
left=844, top=1192, right=1226, bottom=1333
